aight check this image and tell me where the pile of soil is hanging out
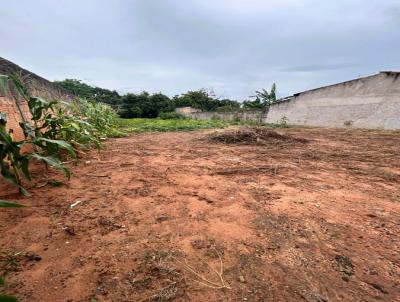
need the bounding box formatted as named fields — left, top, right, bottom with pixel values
left=206, top=127, right=307, bottom=145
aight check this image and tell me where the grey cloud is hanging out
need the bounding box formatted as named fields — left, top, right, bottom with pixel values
left=280, top=63, right=355, bottom=72
left=1, top=0, right=399, bottom=99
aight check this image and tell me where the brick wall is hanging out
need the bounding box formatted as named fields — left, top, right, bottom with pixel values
left=0, top=57, right=72, bottom=141
left=0, top=94, right=31, bottom=141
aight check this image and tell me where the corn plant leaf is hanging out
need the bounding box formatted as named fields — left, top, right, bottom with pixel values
left=0, top=154, right=29, bottom=196
left=0, top=75, right=9, bottom=94
left=35, top=138, right=76, bottom=159
left=0, top=166, right=29, bottom=196
left=0, top=201, right=26, bottom=208
left=19, top=121, right=36, bottom=139
left=29, top=153, right=70, bottom=179
left=7, top=73, right=29, bottom=101
left=0, top=166, right=14, bottom=184
left=28, top=98, right=47, bottom=121
left=0, top=294, right=19, bottom=302
left=0, top=128, right=15, bottom=146
left=19, top=157, right=31, bottom=181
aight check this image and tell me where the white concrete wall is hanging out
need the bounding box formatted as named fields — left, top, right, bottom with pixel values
left=175, top=107, right=202, bottom=114
left=265, top=72, right=400, bottom=129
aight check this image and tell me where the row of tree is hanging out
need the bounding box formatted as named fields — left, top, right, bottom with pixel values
left=55, top=79, right=277, bottom=118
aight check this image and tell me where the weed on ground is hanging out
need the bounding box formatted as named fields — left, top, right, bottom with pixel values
left=118, top=118, right=228, bottom=132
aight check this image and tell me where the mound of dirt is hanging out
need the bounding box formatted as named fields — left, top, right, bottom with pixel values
left=206, top=127, right=307, bottom=145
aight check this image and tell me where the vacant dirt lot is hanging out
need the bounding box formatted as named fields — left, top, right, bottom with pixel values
left=1, top=127, right=399, bottom=302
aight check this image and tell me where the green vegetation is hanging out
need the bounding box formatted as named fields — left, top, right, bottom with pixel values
left=75, top=99, right=124, bottom=138
left=158, top=112, right=186, bottom=120
left=117, top=89, right=242, bottom=119
left=118, top=117, right=264, bottom=133
left=242, top=83, right=277, bottom=109
left=172, top=89, right=241, bottom=112
left=119, top=91, right=171, bottom=118
left=54, top=79, right=121, bottom=106
left=55, top=79, right=278, bottom=118
left=0, top=74, right=120, bottom=195
left=270, top=116, right=289, bottom=128
left=118, top=118, right=228, bottom=132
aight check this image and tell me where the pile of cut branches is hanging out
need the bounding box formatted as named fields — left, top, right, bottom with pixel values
left=206, top=127, right=307, bottom=145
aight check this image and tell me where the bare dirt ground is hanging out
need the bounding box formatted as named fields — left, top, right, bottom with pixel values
left=1, top=127, right=399, bottom=302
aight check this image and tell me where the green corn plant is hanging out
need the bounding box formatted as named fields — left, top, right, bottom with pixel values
left=0, top=113, right=30, bottom=196
left=0, top=77, right=26, bottom=302
left=53, top=103, right=100, bottom=150
left=1, top=73, right=120, bottom=194
left=72, top=99, right=123, bottom=139
left=5, top=75, right=77, bottom=159
left=0, top=75, right=76, bottom=194
left=1, top=113, right=70, bottom=195
left=11, top=80, right=100, bottom=151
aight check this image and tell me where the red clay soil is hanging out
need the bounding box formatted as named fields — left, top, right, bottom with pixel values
left=0, top=127, right=399, bottom=302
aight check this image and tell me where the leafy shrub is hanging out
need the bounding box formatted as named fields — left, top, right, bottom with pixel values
left=276, top=116, right=289, bottom=128
left=268, top=116, right=289, bottom=128
left=232, top=116, right=241, bottom=123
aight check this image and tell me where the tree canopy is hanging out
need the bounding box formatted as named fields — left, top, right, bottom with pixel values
left=242, top=83, right=277, bottom=110
left=54, top=79, right=121, bottom=106
left=119, top=92, right=171, bottom=118
left=172, top=89, right=240, bottom=112
left=55, top=79, right=277, bottom=118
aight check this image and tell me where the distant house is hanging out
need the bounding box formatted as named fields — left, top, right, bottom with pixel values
left=0, top=57, right=71, bottom=141
left=266, top=71, right=400, bottom=129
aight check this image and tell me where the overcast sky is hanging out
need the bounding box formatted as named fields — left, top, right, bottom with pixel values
left=1, top=0, right=399, bottom=100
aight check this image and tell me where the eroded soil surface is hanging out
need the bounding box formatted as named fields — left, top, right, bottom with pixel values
left=1, top=127, right=399, bottom=302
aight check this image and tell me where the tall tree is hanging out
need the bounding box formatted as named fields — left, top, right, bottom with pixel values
left=54, top=79, right=121, bottom=106
left=243, top=83, right=277, bottom=109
